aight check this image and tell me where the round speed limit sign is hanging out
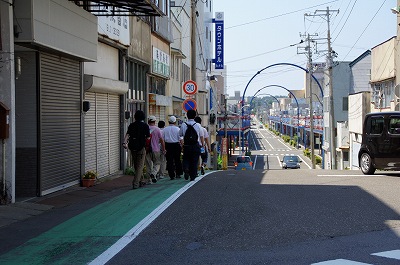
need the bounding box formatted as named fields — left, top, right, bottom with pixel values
left=183, top=80, right=198, bottom=95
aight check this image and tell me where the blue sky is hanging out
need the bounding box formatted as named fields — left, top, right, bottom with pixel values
left=212, top=0, right=396, bottom=97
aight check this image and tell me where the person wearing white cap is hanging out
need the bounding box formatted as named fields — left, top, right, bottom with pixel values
left=162, top=116, right=183, bottom=179
left=145, top=115, right=166, bottom=184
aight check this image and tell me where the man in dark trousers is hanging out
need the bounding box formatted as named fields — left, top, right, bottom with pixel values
left=123, top=110, right=150, bottom=189
left=179, top=109, right=204, bottom=181
left=162, top=116, right=183, bottom=180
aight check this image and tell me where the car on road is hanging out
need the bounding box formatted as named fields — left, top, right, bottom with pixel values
left=358, top=111, right=400, bottom=175
left=234, top=156, right=253, bottom=170
left=281, top=155, right=302, bottom=169
left=259, top=124, right=264, bottom=128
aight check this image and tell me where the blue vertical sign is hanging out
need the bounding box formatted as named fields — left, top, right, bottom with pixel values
left=213, top=12, right=224, bottom=69
left=210, top=87, right=214, bottom=109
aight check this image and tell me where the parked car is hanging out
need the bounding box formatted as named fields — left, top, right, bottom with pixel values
left=281, top=155, right=302, bottom=169
left=234, top=156, right=253, bottom=170
left=358, top=111, right=400, bottom=175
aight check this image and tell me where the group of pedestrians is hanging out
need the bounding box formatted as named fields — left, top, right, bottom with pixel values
left=123, top=109, right=211, bottom=189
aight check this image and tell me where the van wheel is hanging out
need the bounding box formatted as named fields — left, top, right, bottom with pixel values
left=360, top=153, right=375, bottom=175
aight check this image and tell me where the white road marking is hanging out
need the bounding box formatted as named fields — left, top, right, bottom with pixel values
left=312, top=259, right=371, bottom=264
left=277, top=156, right=282, bottom=168
left=372, top=249, right=400, bottom=260
left=301, top=157, right=312, bottom=169
left=89, top=172, right=212, bottom=265
left=317, top=174, right=385, bottom=177
left=253, top=155, right=257, bottom=169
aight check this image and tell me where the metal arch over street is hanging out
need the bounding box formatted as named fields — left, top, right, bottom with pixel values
left=248, top=85, right=300, bottom=148
left=241, top=62, right=324, bottom=117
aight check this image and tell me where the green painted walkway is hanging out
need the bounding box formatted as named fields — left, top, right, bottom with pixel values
left=0, top=178, right=190, bottom=265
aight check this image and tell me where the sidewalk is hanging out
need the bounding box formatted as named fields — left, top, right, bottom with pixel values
left=0, top=174, right=134, bottom=229
left=0, top=173, right=208, bottom=264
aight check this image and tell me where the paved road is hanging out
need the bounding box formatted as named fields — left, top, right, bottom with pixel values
left=1, top=127, right=399, bottom=264
left=106, top=169, right=400, bottom=265
left=248, top=126, right=311, bottom=170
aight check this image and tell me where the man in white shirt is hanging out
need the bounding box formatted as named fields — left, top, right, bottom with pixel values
left=194, top=116, right=211, bottom=175
left=179, top=109, right=204, bottom=181
left=162, top=116, right=183, bottom=180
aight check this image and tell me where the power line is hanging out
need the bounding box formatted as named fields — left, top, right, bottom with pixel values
left=225, top=0, right=339, bottom=30
left=332, top=0, right=358, bottom=43
left=342, top=0, right=387, bottom=60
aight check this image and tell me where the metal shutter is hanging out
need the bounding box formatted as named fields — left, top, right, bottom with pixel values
left=85, top=93, right=120, bottom=177
left=96, top=93, right=110, bottom=176
left=108, top=94, right=120, bottom=174
left=159, top=106, right=166, bottom=123
left=84, top=92, right=97, bottom=172
left=40, top=53, right=81, bottom=195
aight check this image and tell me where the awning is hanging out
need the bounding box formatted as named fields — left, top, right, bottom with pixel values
left=171, top=48, right=186, bottom=59
left=70, top=1, right=163, bottom=16
left=84, top=75, right=128, bottom=95
left=172, top=96, right=185, bottom=102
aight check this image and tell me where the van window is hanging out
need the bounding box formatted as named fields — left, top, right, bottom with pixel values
left=389, top=117, right=400, bottom=134
left=369, top=117, right=384, bottom=135
left=237, top=157, right=251, bottom=163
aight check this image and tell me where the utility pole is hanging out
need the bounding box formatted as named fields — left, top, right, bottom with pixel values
left=326, top=6, right=337, bottom=170
left=305, top=7, right=338, bottom=169
left=298, top=33, right=318, bottom=169
left=307, top=34, right=316, bottom=169
left=191, top=0, right=197, bottom=82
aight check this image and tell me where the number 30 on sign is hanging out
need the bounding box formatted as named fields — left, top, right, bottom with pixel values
left=183, top=80, right=198, bottom=95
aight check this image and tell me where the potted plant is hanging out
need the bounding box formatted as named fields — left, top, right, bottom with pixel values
left=82, top=170, right=97, bottom=187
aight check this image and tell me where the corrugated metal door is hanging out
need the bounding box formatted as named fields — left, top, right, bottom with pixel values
left=40, top=53, right=81, bottom=195
left=159, top=106, right=166, bottom=123
left=84, top=93, right=120, bottom=177
left=96, top=93, right=110, bottom=176
left=84, top=92, right=97, bottom=172
left=108, top=95, right=120, bottom=174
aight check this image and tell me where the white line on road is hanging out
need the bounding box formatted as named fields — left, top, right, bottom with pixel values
left=301, top=157, right=312, bottom=169
left=372, top=249, right=400, bottom=260
left=317, top=174, right=387, bottom=177
left=89, top=172, right=212, bottom=265
left=277, top=156, right=282, bottom=168
left=312, top=259, right=371, bottom=264
left=253, top=155, right=257, bottom=169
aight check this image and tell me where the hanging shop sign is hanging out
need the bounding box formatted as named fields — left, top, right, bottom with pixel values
left=152, top=47, right=170, bottom=78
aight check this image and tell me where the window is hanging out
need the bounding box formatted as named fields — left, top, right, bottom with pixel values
left=389, top=117, right=400, bottom=134
left=182, top=63, right=190, bottom=82
left=343, top=151, right=349, bottom=162
left=149, top=77, right=166, bottom=95
left=127, top=61, right=147, bottom=101
left=372, top=80, right=394, bottom=109
left=369, top=117, right=384, bottom=135
left=342, top=97, right=348, bottom=111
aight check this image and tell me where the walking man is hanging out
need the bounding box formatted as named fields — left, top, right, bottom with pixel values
left=145, top=116, right=166, bottom=184
left=194, top=116, right=211, bottom=175
left=179, top=110, right=204, bottom=181
left=123, top=110, right=150, bottom=189
left=158, top=120, right=167, bottom=179
left=162, top=116, right=183, bottom=180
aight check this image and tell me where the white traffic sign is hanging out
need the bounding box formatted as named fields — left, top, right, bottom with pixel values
left=183, top=80, right=198, bottom=95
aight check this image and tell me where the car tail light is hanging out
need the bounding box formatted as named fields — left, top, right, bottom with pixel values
left=234, top=162, right=237, bottom=166
left=249, top=161, right=253, bottom=166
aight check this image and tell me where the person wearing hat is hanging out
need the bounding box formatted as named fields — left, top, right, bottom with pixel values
left=145, top=115, right=166, bottom=184
left=162, top=116, right=183, bottom=180
left=157, top=120, right=167, bottom=179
